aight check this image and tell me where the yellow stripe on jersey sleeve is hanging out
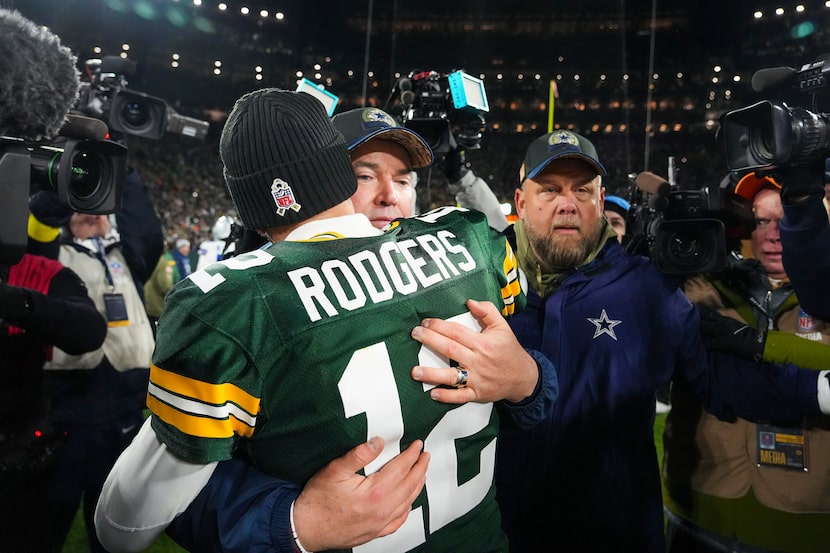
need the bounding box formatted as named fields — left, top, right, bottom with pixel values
left=501, top=240, right=522, bottom=316
left=148, top=364, right=260, bottom=439
left=147, top=393, right=254, bottom=439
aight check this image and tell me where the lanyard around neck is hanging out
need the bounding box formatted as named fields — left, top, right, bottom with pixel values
left=93, top=237, right=115, bottom=288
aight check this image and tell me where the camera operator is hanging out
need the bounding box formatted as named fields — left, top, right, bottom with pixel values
left=720, top=66, right=830, bottom=326
left=0, top=7, right=113, bottom=552
left=0, top=252, right=107, bottom=552
left=664, top=172, right=830, bottom=553
left=24, top=165, right=163, bottom=553
left=778, top=162, right=830, bottom=321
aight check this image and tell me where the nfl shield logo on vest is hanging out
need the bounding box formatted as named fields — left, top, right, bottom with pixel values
left=798, top=309, right=818, bottom=333
left=270, top=178, right=302, bottom=216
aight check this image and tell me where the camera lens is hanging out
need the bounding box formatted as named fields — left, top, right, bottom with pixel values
left=68, top=150, right=103, bottom=202
left=121, top=100, right=151, bottom=129
left=748, top=121, right=776, bottom=166
left=653, top=218, right=727, bottom=275
left=788, top=107, right=830, bottom=162
left=29, top=138, right=126, bottom=215
left=665, top=226, right=716, bottom=274
left=669, top=231, right=703, bottom=259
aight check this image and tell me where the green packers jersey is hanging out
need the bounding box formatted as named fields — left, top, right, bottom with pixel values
left=149, top=208, right=524, bottom=552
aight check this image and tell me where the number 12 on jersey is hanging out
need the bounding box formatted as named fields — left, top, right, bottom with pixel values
left=338, top=312, right=495, bottom=552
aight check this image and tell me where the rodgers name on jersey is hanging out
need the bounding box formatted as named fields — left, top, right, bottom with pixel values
left=149, top=208, right=523, bottom=552
left=288, top=221, right=483, bottom=323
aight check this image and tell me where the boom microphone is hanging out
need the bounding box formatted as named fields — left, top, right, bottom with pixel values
left=0, top=9, right=80, bottom=141
left=634, top=171, right=671, bottom=212
left=750, top=66, right=797, bottom=93
left=634, top=171, right=670, bottom=197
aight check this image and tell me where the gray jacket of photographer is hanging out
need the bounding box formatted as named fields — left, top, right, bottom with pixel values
left=448, top=170, right=510, bottom=232
left=44, top=230, right=154, bottom=371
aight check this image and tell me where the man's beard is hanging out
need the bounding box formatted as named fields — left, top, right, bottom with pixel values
left=525, top=215, right=603, bottom=268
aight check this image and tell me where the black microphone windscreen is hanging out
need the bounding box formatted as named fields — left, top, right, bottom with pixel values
left=634, top=171, right=671, bottom=197
left=751, top=67, right=797, bottom=93
left=398, top=77, right=412, bottom=91
left=0, top=9, right=80, bottom=141
left=401, top=90, right=416, bottom=105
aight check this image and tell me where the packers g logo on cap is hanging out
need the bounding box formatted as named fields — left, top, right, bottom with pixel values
left=549, top=130, right=579, bottom=147
left=361, top=107, right=397, bottom=128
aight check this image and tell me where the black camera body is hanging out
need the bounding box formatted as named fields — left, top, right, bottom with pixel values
left=390, top=69, right=489, bottom=154
left=721, top=56, right=830, bottom=173
left=721, top=99, right=830, bottom=172
left=77, top=56, right=209, bottom=141
left=626, top=172, right=752, bottom=275
left=0, top=131, right=127, bottom=264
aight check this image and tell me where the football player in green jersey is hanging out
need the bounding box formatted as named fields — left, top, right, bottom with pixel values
left=96, top=90, right=555, bottom=553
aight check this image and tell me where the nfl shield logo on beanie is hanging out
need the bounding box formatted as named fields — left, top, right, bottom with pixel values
left=271, top=178, right=302, bottom=216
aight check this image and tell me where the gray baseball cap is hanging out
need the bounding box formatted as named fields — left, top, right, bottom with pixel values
left=520, top=130, right=606, bottom=181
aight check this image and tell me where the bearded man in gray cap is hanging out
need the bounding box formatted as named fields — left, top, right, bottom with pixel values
left=95, top=89, right=558, bottom=553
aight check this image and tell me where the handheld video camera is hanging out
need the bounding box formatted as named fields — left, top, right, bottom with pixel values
left=388, top=69, right=489, bottom=154
left=77, top=56, right=209, bottom=141
left=721, top=55, right=830, bottom=172
left=625, top=165, right=752, bottom=275
left=1, top=119, right=128, bottom=264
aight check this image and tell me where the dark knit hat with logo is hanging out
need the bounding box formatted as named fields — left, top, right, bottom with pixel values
left=520, top=130, right=607, bottom=182
left=219, top=88, right=357, bottom=230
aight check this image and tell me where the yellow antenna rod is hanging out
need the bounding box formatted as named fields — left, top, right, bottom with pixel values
left=548, top=80, right=558, bottom=132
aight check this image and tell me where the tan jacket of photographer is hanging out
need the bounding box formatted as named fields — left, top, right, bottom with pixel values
left=664, top=272, right=830, bottom=552
left=45, top=240, right=154, bottom=372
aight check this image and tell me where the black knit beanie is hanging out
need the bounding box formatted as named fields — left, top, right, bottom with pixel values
left=219, top=88, right=357, bottom=230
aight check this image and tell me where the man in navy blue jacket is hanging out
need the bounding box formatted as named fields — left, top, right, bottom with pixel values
left=779, top=162, right=830, bottom=321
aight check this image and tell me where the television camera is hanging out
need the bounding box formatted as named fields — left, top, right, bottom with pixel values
left=720, top=54, right=830, bottom=195
left=76, top=56, right=209, bottom=141
left=1, top=117, right=127, bottom=264
left=624, top=162, right=753, bottom=275
left=386, top=69, right=489, bottom=154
